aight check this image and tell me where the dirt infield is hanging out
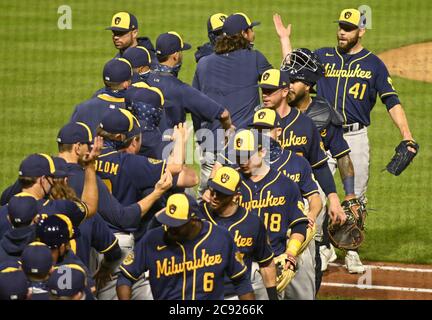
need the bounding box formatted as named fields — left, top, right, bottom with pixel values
left=378, top=42, right=432, bottom=83
left=319, top=260, right=432, bottom=300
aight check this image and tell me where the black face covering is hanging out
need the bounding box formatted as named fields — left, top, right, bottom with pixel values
left=269, top=137, right=283, bottom=162
left=154, top=63, right=182, bottom=78
left=139, top=70, right=151, bottom=81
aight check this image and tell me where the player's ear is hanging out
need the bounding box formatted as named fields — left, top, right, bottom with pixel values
left=131, top=29, right=138, bottom=39
left=359, top=28, right=366, bottom=38
left=276, top=127, right=282, bottom=137
left=281, top=87, right=289, bottom=98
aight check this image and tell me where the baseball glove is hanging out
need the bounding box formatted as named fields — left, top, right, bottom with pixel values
left=328, top=199, right=367, bottom=250
left=386, top=140, right=419, bottom=176
left=274, top=253, right=297, bottom=293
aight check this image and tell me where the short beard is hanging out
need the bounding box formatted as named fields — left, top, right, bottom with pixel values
left=337, top=34, right=360, bottom=54
left=288, top=89, right=307, bottom=108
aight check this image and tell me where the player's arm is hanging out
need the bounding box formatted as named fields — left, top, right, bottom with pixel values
left=136, top=171, right=173, bottom=217
left=273, top=14, right=293, bottom=60
left=336, top=154, right=356, bottom=200
left=166, top=123, right=188, bottom=175
left=175, top=166, right=199, bottom=188
left=78, top=136, right=104, bottom=218
left=306, top=193, right=322, bottom=227
left=388, top=104, right=416, bottom=148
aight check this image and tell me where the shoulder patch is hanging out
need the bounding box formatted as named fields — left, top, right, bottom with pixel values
left=297, top=201, right=305, bottom=214
left=123, top=252, right=135, bottom=266
left=148, top=158, right=163, bottom=164
left=74, top=201, right=87, bottom=214
left=235, top=251, right=245, bottom=267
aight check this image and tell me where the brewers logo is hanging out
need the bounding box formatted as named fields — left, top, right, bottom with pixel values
left=258, top=111, right=266, bottom=119
left=220, top=173, right=230, bottom=184
left=236, top=138, right=243, bottom=148
left=123, top=252, right=134, bottom=266
left=262, top=72, right=270, bottom=81
left=115, top=17, right=121, bottom=25
left=235, top=251, right=245, bottom=267
left=169, top=204, right=177, bottom=214
left=345, top=11, right=352, bottom=19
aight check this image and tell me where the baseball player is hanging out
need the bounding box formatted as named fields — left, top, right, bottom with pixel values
left=146, top=31, right=233, bottom=135
left=273, top=9, right=417, bottom=273
left=229, top=129, right=317, bottom=299
left=47, top=264, right=88, bottom=300
left=0, top=152, right=99, bottom=239
left=122, top=46, right=152, bottom=83
left=280, top=48, right=359, bottom=278
left=193, top=13, right=272, bottom=196
left=0, top=266, right=29, bottom=300
left=106, top=11, right=157, bottom=65
left=199, top=166, right=277, bottom=300
left=71, top=58, right=132, bottom=134
left=116, top=193, right=255, bottom=300
left=35, top=214, right=96, bottom=299
left=195, top=13, right=228, bottom=63
left=194, top=13, right=227, bottom=63
left=21, top=242, right=53, bottom=300
left=0, top=195, right=38, bottom=263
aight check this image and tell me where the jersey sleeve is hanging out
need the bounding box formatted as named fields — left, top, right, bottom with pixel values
left=124, top=155, right=166, bottom=191
left=283, top=178, right=309, bottom=229
left=297, top=156, right=320, bottom=197
left=252, top=219, right=274, bottom=266
left=181, top=84, right=225, bottom=123
left=56, top=199, right=88, bottom=226
left=308, top=122, right=329, bottom=168
left=118, top=234, right=148, bottom=284
left=255, top=50, right=273, bottom=75
left=225, top=231, right=248, bottom=281
left=322, top=124, right=351, bottom=159
left=91, top=214, right=119, bottom=255
left=375, top=59, right=401, bottom=110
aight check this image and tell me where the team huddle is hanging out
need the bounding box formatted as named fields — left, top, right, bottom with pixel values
left=0, top=8, right=418, bottom=300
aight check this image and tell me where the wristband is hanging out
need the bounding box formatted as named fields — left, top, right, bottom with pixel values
left=266, top=286, right=278, bottom=300
left=342, top=176, right=355, bottom=196
left=286, top=239, right=302, bottom=257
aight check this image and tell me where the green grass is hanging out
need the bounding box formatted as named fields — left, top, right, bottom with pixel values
left=0, top=0, right=431, bottom=264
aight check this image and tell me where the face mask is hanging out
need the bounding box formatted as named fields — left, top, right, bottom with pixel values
left=155, top=63, right=182, bottom=77
left=131, top=102, right=162, bottom=130
left=269, top=137, right=283, bottom=162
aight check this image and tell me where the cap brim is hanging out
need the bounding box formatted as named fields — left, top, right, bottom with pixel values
left=259, top=83, right=284, bottom=89
left=250, top=121, right=276, bottom=129
left=156, top=209, right=189, bottom=227
left=335, top=20, right=359, bottom=28
left=52, top=170, right=68, bottom=178
left=250, top=21, right=261, bottom=28
left=181, top=43, right=192, bottom=51
left=207, top=180, right=236, bottom=196
left=106, top=26, right=132, bottom=32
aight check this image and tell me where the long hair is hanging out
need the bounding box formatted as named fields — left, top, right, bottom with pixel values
left=49, top=179, right=80, bottom=202
left=214, top=33, right=249, bottom=54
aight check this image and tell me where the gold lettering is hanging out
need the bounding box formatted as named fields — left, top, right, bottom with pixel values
left=238, top=191, right=286, bottom=211
left=324, top=63, right=372, bottom=79
left=233, top=230, right=253, bottom=248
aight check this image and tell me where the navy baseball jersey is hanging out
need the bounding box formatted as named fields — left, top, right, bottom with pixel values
left=271, top=149, right=319, bottom=198
left=193, top=49, right=272, bottom=151
left=65, top=162, right=141, bottom=233
left=315, top=47, right=400, bottom=126
left=117, top=220, right=251, bottom=300
left=95, top=145, right=165, bottom=206
left=237, top=169, right=308, bottom=256
left=75, top=214, right=119, bottom=268
left=70, top=90, right=126, bottom=134
left=146, top=70, right=225, bottom=133
left=197, top=203, right=274, bottom=296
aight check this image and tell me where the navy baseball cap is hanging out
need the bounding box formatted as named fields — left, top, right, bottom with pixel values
left=0, top=269, right=28, bottom=300
left=250, top=108, right=282, bottom=129
left=207, top=13, right=228, bottom=33
left=103, top=58, right=133, bottom=83
left=222, top=13, right=260, bottom=36
left=259, top=69, right=290, bottom=89
left=18, top=153, right=66, bottom=178
left=48, top=264, right=87, bottom=298
left=57, top=122, right=93, bottom=144
left=21, top=242, right=53, bottom=276
left=156, top=194, right=198, bottom=227
left=106, top=12, right=138, bottom=32
left=122, top=46, right=152, bottom=68
left=156, top=31, right=191, bottom=56
left=131, top=87, right=165, bottom=108
left=100, top=108, right=141, bottom=139
left=8, top=193, right=38, bottom=226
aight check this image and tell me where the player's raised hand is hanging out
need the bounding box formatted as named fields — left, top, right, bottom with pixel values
left=201, top=189, right=212, bottom=203
left=155, top=170, right=173, bottom=194
left=273, top=14, right=291, bottom=39
left=80, top=136, right=103, bottom=167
